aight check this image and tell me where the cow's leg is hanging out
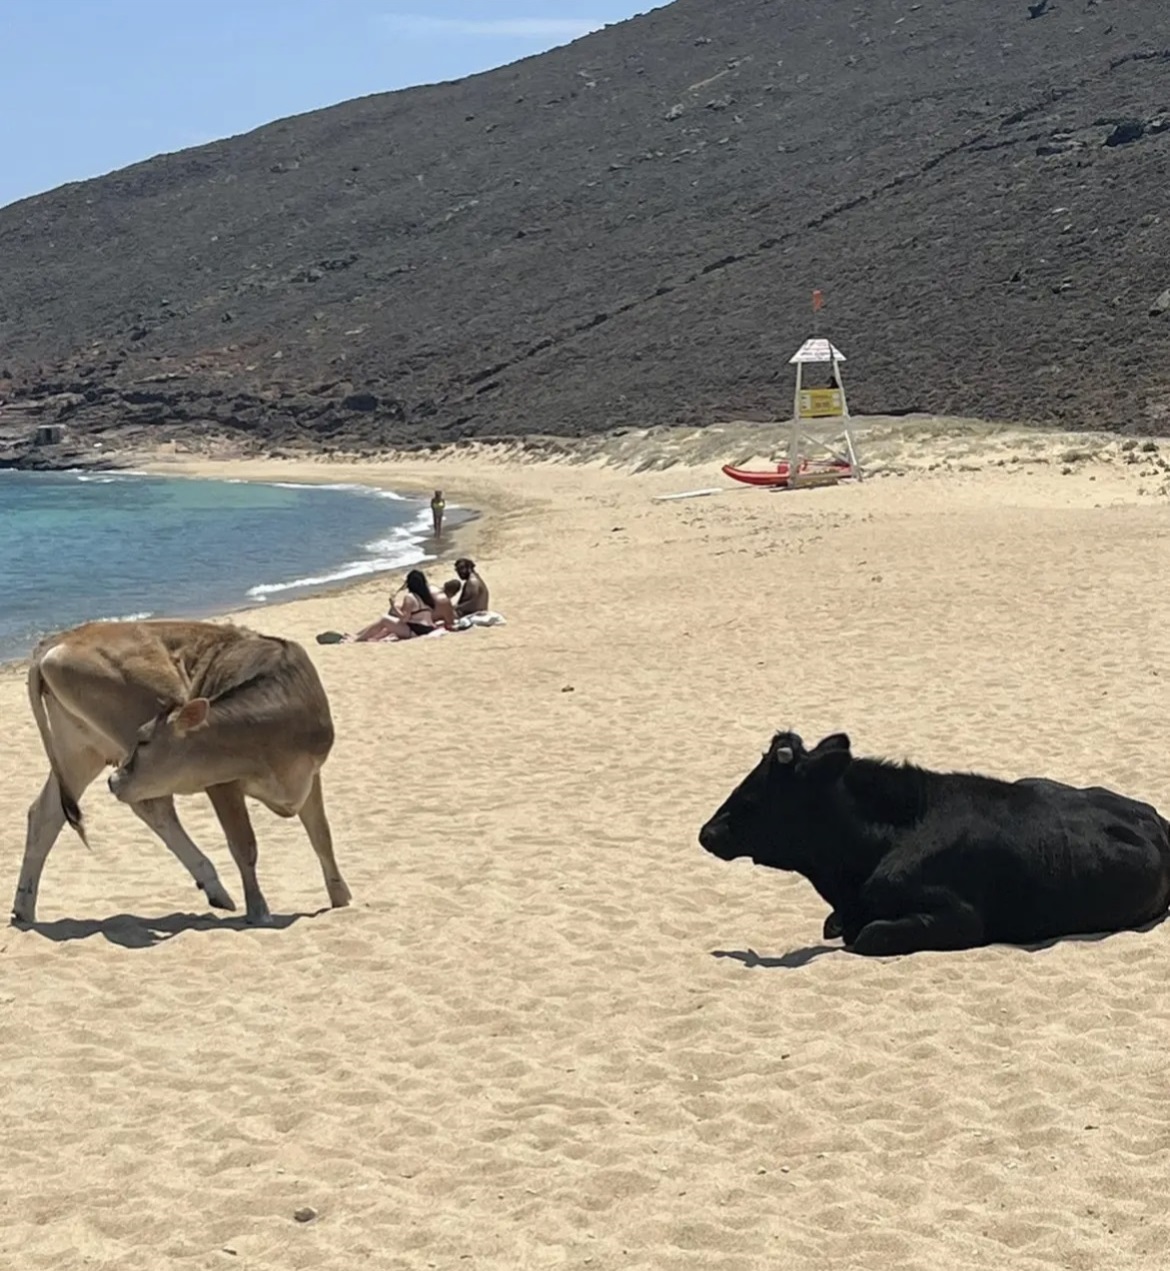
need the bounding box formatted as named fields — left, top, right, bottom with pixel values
left=13, top=752, right=104, bottom=925
left=297, top=774, right=352, bottom=909
left=849, top=889, right=985, bottom=957
left=128, top=797, right=236, bottom=912
left=206, top=783, right=271, bottom=924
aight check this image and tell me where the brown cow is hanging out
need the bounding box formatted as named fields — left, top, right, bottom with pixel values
left=14, top=618, right=351, bottom=926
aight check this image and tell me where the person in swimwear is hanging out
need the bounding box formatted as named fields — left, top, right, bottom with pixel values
left=432, top=579, right=460, bottom=629
left=352, top=569, right=440, bottom=642
left=452, top=558, right=490, bottom=618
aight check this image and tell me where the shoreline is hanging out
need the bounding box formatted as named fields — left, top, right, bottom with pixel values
left=0, top=458, right=489, bottom=673
left=5, top=410, right=1165, bottom=675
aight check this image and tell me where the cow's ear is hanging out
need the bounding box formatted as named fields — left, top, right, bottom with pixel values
left=802, top=744, right=852, bottom=785
left=172, top=697, right=211, bottom=734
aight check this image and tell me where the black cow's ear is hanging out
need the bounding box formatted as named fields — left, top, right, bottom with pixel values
left=802, top=746, right=852, bottom=785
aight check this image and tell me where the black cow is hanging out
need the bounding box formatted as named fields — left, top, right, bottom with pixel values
left=698, top=730, right=1170, bottom=957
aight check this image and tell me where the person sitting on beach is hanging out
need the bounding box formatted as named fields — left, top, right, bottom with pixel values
left=352, top=569, right=440, bottom=642
left=451, top=558, right=490, bottom=618
left=431, top=579, right=460, bottom=630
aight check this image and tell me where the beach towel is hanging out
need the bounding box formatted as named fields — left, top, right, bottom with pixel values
left=454, top=611, right=507, bottom=631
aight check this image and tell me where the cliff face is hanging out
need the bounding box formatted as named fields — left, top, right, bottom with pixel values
left=3, top=0, right=1170, bottom=450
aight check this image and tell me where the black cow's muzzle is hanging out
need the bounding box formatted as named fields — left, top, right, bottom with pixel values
left=699, top=820, right=737, bottom=860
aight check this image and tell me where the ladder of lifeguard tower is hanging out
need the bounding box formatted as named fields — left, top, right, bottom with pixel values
left=787, top=338, right=862, bottom=487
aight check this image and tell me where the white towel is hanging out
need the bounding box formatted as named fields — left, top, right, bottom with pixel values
left=454, top=611, right=507, bottom=631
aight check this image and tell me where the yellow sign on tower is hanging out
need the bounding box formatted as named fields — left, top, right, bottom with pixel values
left=798, top=388, right=844, bottom=419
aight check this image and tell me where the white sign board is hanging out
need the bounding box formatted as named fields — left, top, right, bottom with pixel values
left=788, top=338, right=846, bottom=365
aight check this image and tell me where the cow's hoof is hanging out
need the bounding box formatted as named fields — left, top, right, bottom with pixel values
left=822, top=911, right=844, bottom=940
left=10, top=911, right=33, bottom=928
left=196, top=880, right=237, bottom=912
left=244, top=910, right=275, bottom=927
left=849, top=921, right=910, bottom=958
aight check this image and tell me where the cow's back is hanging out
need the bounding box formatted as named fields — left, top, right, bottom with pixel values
left=876, top=778, right=1170, bottom=942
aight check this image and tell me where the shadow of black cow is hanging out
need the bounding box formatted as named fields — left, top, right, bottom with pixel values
left=711, top=912, right=1170, bottom=970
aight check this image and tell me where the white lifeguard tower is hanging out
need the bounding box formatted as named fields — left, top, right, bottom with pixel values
left=785, top=337, right=862, bottom=487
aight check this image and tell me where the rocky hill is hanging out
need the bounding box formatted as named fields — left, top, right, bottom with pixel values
left=2, top=0, right=1170, bottom=452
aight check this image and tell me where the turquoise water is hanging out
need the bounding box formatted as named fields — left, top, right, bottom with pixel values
left=0, top=470, right=454, bottom=662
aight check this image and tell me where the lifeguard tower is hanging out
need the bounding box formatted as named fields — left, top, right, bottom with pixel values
left=721, top=298, right=863, bottom=490
left=785, top=337, right=861, bottom=488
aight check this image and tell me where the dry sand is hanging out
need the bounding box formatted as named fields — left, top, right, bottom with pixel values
left=4, top=416, right=1170, bottom=1270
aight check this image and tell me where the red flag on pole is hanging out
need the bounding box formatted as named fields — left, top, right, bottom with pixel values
left=812, top=289, right=824, bottom=312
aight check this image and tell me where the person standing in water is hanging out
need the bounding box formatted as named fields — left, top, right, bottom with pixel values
left=430, top=489, right=446, bottom=537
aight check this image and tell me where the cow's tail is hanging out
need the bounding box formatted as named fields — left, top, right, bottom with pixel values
left=27, top=656, right=88, bottom=846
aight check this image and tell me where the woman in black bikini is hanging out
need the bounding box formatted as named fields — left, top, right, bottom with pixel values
left=350, top=568, right=440, bottom=642
left=396, top=569, right=438, bottom=637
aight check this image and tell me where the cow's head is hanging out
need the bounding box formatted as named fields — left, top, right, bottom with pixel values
left=698, top=730, right=853, bottom=868
left=107, top=697, right=212, bottom=803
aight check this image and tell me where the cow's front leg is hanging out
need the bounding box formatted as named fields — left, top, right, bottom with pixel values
left=206, top=783, right=271, bottom=924
left=827, top=896, right=868, bottom=945
left=849, top=888, right=985, bottom=957
left=128, top=797, right=236, bottom=912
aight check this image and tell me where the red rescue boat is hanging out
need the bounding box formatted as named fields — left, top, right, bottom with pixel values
left=721, top=459, right=852, bottom=487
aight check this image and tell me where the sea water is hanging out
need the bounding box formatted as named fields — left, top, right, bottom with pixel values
left=0, top=470, right=456, bottom=662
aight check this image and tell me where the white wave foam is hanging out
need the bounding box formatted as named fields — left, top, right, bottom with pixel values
left=93, top=611, right=154, bottom=623
left=263, top=480, right=407, bottom=501
left=245, top=510, right=434, bottom=599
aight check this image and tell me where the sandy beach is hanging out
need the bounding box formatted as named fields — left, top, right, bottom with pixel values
left=4, top=415, right=1170, bottom=1270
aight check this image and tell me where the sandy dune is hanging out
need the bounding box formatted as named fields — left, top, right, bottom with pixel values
left=4, top=417, right=1170, bottom=1270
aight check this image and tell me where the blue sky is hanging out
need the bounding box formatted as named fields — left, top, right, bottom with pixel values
left=1, top=0, right=667, bottom=208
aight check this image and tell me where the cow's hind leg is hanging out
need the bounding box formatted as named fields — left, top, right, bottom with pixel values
left=850, top=890, right=985, bottom=957
left=206, top=783, right=271, bottom=924
left=297, top=774, right=351, bottom=909
left=128, top=797, right=236, bottom=913
left=13, top=751, right=104, bottom=925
